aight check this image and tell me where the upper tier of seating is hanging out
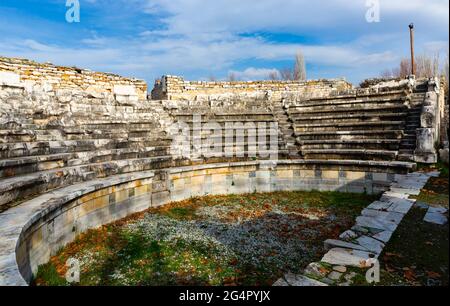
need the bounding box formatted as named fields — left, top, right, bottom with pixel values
left=287, top=86, right=426, bottom=161
left=0, top=78, right=425, bottom=211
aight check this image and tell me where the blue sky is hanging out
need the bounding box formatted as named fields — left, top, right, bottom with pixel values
left=0, top=0, right=448, bottom=85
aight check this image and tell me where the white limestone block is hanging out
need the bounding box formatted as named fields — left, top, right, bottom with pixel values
left=355, top=236, right=385, bottom=254
left=283, top=273, right=328, bottom=286
left=0, top=71, right=20, bottom=86
left=424, top=212, right=447, bottom=225
left=321, top=248, right=374, bottom=267
left=113, top=85, right=137, bottom=96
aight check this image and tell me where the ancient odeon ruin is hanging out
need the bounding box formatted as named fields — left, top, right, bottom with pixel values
left=0, top=56, right=447, bottom=285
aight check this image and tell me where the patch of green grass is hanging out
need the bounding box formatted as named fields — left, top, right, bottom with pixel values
left=33, top=263, right=68, bottom=286
left=162, top=206, right=198, bottom=220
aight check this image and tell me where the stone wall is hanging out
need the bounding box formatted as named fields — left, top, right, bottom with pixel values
left=151, top=75, right=353, bottom=101
left=0, top=57, right=148, bottom=100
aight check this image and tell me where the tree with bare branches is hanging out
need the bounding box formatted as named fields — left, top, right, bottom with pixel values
left=228, top=72, right=238, bottom=82
left=268, top=71, right=279, bottom=81
left=294, top=51, right=307, bottom=81
left=280, top=67, right=294, bottom=81
left=381, top=53, right=443, bottom=79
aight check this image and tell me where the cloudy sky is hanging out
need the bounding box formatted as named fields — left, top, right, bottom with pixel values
left=0, top=0, right=448, bottom=85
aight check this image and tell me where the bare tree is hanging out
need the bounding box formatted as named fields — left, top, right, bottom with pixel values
left=228, top=72, right=238, bottom=82
left=268, top=70, right=279, bottom=81
left=399, top=58, right=411, bottom=78
left=380, top=69, right=394, bottom=78
left=280, top=67, right=294, bottom=81
left=415, top=53, right=440, bottom=78
left=382, top=53, right=443, bottom=79
left=294, top=51, right=307, bottom=81
left=207, top=75, right=217, bottom=82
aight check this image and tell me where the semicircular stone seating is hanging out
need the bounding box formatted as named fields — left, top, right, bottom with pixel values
left=0, top=58, right=438, bottom=286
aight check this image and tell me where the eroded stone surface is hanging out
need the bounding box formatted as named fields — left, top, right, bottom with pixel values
left=321, top=248, right=375, bottom=267
left=356, top=236, right=385, bottom=254
left=424, top=212, right=448, bottom=225
left=324, top=239, right=368, bottom=252
left=283, top=273, right=328, bottom=286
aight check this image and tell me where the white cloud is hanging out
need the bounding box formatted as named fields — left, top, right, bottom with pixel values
left=0, top=0, right=448, bottom=84
left=228, top=68, right=280, bottom=81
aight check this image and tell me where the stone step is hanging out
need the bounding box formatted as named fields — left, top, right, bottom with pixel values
left=302, top=149, right=398, bottom=161
left=299, top=92, right=406, bottom=107
left=177, top=118, right=276, bottom=124
left=296, top=129, right=404, bottom=141
left=397, top=154, right=414, bottom=162
left=0, top=155, right=174, bottom=209
left=300, top=139, right=400, bottom=151
left=288, top=104, right=407, bottom=115
left=289, top=102, right=407, bottom=114
left=0, top=146, right=172, bottom=178
left=295, top=121, right=404, bottom=128
left=294, top=121, right=404, bottom=133
left=0, top=139, right=172, bottom=159
left=290, top=112, right=407, bottom=121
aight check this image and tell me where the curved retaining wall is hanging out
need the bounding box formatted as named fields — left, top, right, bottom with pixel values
left=0, top=160, right=406, bottom=286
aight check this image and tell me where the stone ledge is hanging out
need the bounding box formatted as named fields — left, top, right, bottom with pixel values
left=0, top=171, right=155, bottom=286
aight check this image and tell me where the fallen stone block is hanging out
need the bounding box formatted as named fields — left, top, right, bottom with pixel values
left=328, top=271, right=342, bottom=281
left=355, top=235, right=385, bottom=254
left=339, top=230, right=359, bottom=241
left=371, top=230, right=393, bottom=243
left=283, top=273, right=328, bottom=286
left=303, top=262, right=330, bottom=278
left=361, top=208, right=404, bottom=224
left=321, top=248, right=375, bottom=268
left=380, top=196, right=414, bottom=214
left=389, top=187, right=421, bottom=195
left=324, top=239, right=368, bottom=251
left=272, top=278, right=289, bottom=286
left=367, top=201, right=391, bottom=211
left=424, top=212, right=448, bottom=225
left=428, top=206, right=448, bottom=214
left=356, top=216, right=398, bottom=231
left=382, top=191, right=410, bottom=199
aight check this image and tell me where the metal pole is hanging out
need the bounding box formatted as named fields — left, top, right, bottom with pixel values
left=409, top=23, right=415, bottom=76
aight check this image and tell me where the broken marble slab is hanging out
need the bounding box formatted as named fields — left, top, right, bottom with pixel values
left=394, top=178, right=427, bottom=184
left=283, top=273, right=328, bottom=286
left=303, top=262, right=329, bottom=278
left=425, top=171, right=440, bottom=177
left=367, top=201, right=391, bottom=211
left=381, top=191, right=410, bottom=199
left=371, top=230, right=393, bottom=243
left=272, top=278, right=289, bottom=286
left=361, top=209, right=404, bottom=224
left=428, top=206, right=448, bottom=214
left=321, top=248, right=375, bottom=267
left=339, top=230, right=359, bottom=241
left=379, top=196, right=415, bottom=214
left=389, top=187, right=421, bottom=195
left=328, top=271, right=342, bottom=281
left=324, top=239, right=368, bottom=252
left=356, top=216, right=398, bottom=232
left=355, top=235, right=385, bottom=255
left=423, top=206, right=448, bottom=225
left=414, top=201, right=430, bottom=209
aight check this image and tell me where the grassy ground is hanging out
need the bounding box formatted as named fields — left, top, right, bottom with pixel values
left=33, top=190, right=378, bottom=286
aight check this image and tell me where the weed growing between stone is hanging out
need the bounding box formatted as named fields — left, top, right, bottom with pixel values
left=33, top=191, right=378, bottom=286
